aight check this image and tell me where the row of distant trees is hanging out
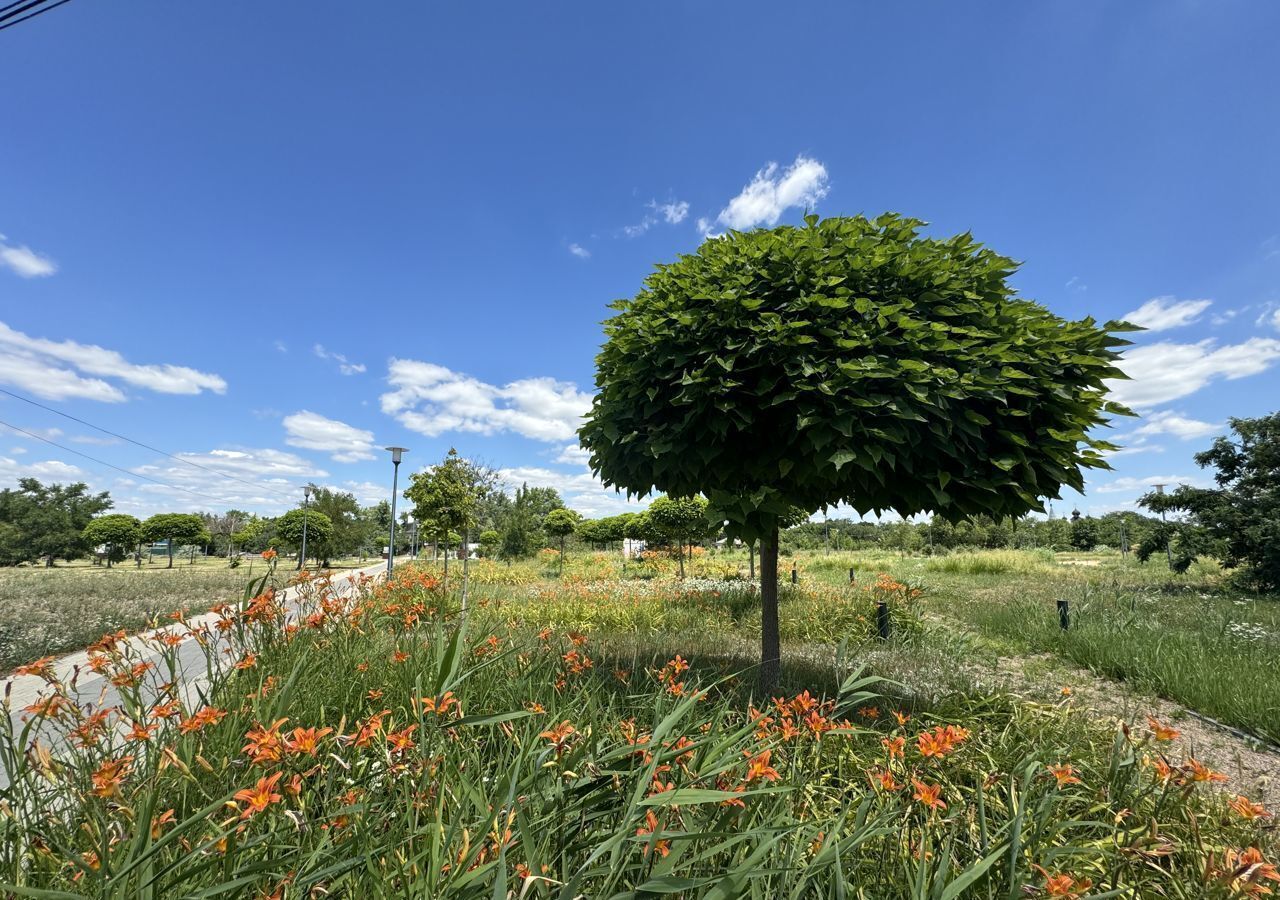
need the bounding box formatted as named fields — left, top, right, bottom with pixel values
left=0, top=468, right=576, bottom=569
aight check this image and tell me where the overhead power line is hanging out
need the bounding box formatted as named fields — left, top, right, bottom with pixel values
left=0, top=387, right=298, bottom=500
left=0, top=0, right=75, bottom=33
left=0, top=416, right=277, bottom=509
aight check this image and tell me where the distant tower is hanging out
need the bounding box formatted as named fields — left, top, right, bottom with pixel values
left=1071, top=508, right=1081, bottom=522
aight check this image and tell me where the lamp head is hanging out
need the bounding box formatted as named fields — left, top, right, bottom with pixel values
left=303, top=485, right=313, bottom=500
left=385, top=446, right=408, bottom=465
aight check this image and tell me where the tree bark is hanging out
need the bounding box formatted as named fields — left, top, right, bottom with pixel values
left=461, top=530, right=470, bottom=615
left=167, top=537, right=174, bottom=569
left=678, top=540, right=685, bottom=579
left=749, top=542, right=755, bottom=580
left=443, top=540, right=449, bottom=591
left=759, top=526, right=780, bottom=695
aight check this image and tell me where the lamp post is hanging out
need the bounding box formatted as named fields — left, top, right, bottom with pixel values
left=386, top=447, right=408, bottom=575
left=1153, top=483, right=1173, bottom=569
left=298, top=485, right=313, bottom=570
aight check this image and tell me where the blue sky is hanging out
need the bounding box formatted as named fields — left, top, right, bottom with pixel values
left=2, top=1, right=1279, bottom=521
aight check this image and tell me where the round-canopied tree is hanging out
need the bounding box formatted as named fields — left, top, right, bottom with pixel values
left=579, top=214, right=1133, bottom=691
left=543, top=507, right=582, bottom=576
left=275, top=508, right=334, bottom=568
left=83, top=513, right=141, bottom=567
left=141, top=513, right=209, bottom=569
left=647, top=495, right=710, bottom=578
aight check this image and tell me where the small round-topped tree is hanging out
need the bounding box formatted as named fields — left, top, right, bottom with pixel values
left=579, top=214, right=1133, bottom=692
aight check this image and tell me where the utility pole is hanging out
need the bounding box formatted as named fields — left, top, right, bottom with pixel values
left=1153, top=483, right=1173, bottom=569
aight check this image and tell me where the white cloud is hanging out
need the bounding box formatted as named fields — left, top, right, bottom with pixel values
left=555, top=443, right=591, bottom=466
left=1122, top=296, right=1212, bottom=332
left=313, top=344, right=366, bottom=375
left=274, top=340, right=288, bottom=354
left=0, top=235, right=56, bottom=278
left=1094, top=474, right=1210, bottom=494
left=69, top=434, right=122, bottom=446
left=381, top=359, right=592, bottom=443
left=622, top=197, right=691, bottom=238
left=1107, top=338, right=1280, bottom=408
left=713, top=155, right=829, bottom=231
left=283, top=410, right=377, bottom=462
left=497, top=465, right=646, bottom=518
left=121, top=448, right=328, bottom=515
left=1270, top=308, right=1280, bottom=331
left=1131, top=410, right=1222, bottom=441
left=0, top=321, right=226, bottom=400
left=568, top=243, right=591, bottom=259
left=1065, top=276, right=1087, bottom=292
left=0, top=454, right=83, bottom=484
left=655, top=200, right=689, bottom=224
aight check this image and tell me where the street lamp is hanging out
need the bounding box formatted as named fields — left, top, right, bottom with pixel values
left=298, top=485, right=313, bottom=570
left=1153, top=483, right=1173, bottom=569
left=386, top=447, right=408, bottom=575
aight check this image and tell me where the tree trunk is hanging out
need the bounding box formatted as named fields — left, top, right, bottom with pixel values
left=759, top=527, right=780, bottom=695
left=559, top=535, right=565, bottom=577
left=749, top=542, right=755, bottom=580
left=461, top=531, right=470, bottom=615
left=443, top=541, right=449, bottom=591
left=678, top=540, right=685, bottom=579
left=167, top=538, right=174, bottom=569
left=106, top=546, right=113, bottom=568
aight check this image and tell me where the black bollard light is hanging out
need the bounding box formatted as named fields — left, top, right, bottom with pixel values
left=1057, top=598, right=1070, bottom=630
left=876, top=601, right=891, bottom=640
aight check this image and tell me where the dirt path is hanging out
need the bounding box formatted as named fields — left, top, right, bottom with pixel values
left=966, top=649, right=1280, bottom=807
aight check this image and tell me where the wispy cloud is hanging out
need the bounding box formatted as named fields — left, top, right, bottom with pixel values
left=496, top=465, right=645, bottom=517
left=705, top=155, right=829, bottom=233
left=1131, top=410, right=1222, bottom=440
left=1122, top=296, right=1212, bottom=332
left=568, top=242, right=591, bottom=259
left=282, top=410, right=377, bottom=462
left=0, top=234, right=56, bottom=278
left=1107, top=337, right=1280, bottom=408
left=1094, top=474, right=1210, bottom=494
left=313, top=344, right=366, bottom=375
left=0, top=321, right=227, bottom=402
left=381, top=359, right=592, bottom=443
left=621, top=197, right=692, bottom=238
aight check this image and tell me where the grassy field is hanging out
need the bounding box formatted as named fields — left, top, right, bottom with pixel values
left=4, top=558, right=1274, bottom=897
left=0, top=566, right=255, bottom=671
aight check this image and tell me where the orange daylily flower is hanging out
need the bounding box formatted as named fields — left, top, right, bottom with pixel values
left=743, top=749, right=780, bottom=783
left=882, top=736, right=905, bottom=759
left=234, top=771, right=284, bottom=819
left=1229, top=795, right=1273, bottom=821
left=91, top=755, right=134, bottom=798
left=178, top=706, right=226, bottom=734
left=911, top=778, right=945, bottom=811
left=1146, top=715, right=1180, bottom=742
left=284, top=726, right=333, bottom=755
left=1048, top=763, right=1082, bottom=787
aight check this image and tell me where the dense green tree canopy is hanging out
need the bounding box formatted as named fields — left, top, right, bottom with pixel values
left=648, top=495, right=711, bottom=577
left=83, top=514, right=141, bottom=566
left=405, top=449, right=497, bottom=546
left=140, top=513, right=209, bottom=568
left=275, top=508, right=334, bottom=564
left=580, top=214, right=1133, bottom=688
left=1140, top=413, right=1280, bottom=591
left=0, top=478, right=112, bottom=566
left=543, top=507, right=582, bottom=574
left=580, top=214, right=1133, bottom=541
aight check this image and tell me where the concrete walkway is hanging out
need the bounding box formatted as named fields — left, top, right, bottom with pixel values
left=3, top=560, right=395, bottom=782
